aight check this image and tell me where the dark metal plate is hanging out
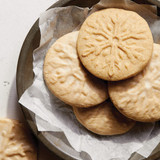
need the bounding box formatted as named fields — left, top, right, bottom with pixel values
left=16, top=0, right=160, bottom=159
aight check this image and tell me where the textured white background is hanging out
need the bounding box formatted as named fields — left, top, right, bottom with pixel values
left=0, top=0, right=61, bottom=159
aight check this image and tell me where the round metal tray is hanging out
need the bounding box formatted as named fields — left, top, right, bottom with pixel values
left=16, top=0, right=99, bottom=160
left=16, top=0, right=160, bottom=159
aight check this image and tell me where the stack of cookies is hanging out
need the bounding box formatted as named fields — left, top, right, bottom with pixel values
left=43, top=8, right=160, bottom=136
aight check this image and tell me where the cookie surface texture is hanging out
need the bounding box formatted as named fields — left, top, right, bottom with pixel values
left=44, top=31, right=108, bottom=108
left=0, top=119, right=37, bottom=160
left=77, top=8, right=153, bottom=81
left=73, top=101, right=135, bottom=135
left=108, top=43, right=160, bottom=122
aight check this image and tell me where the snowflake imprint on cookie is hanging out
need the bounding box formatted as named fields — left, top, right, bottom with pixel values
left=78, top=9, right=153, bottom=80
left=44, top=31, right=108, bottom=108
left=0, top=120, right=36, bottom=160
left=108, top=44, right=160, bottom=122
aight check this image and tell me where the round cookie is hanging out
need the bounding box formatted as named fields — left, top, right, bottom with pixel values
left=108, top=43, right=160, bottom=122
left=43, top=31, right=108, bottom=108
left=77, top=8, right=153, bottom=81
left=0, top=119, right=37, bottom=160
left=73, top=101, right=135, bottom=135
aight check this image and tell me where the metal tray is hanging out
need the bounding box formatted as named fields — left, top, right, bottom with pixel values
left=16, top=0, right=160, bottom=159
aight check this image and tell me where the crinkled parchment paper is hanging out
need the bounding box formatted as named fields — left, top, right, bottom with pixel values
left=19, top=0, right=160, bottom=159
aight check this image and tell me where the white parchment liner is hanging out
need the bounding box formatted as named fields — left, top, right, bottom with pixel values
left=19, top=0, right=160, bottom=159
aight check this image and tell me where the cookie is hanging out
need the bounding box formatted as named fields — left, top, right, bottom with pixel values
left=77, top=8, right=153, bottom=81
left=108, top=43, right=160, bottom=122
left=73, top=101, right=135, bottom=135
left=0, top=119, right=37, bottom=160
left=43, top=31, right=108, bottom=108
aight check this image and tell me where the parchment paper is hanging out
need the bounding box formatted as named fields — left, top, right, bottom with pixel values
left=19, top=1, right=160, bottom=159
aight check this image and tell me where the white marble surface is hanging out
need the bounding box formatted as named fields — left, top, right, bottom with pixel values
left=0, top=0, right=62, bottom=159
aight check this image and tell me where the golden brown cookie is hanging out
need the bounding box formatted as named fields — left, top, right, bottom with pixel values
left=108, top=43, right=160, bottom=122
left=73, top=101, right=135, bottom=135
left=0, top=119, right=37, bottom=160
left=77, top=8, right=153, bottom=81
left=43, top=31, right=108, bottom=108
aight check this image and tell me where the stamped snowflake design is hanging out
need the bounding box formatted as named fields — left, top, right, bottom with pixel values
left=0, top=131, right=24, bottom=159
left=0, top=122, right=35, bottom=160
left=108, top=44, right=160, bottom=122
left=44, top=32, right=107, bottom=108
left=78, top=9, right=153, bottom=80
